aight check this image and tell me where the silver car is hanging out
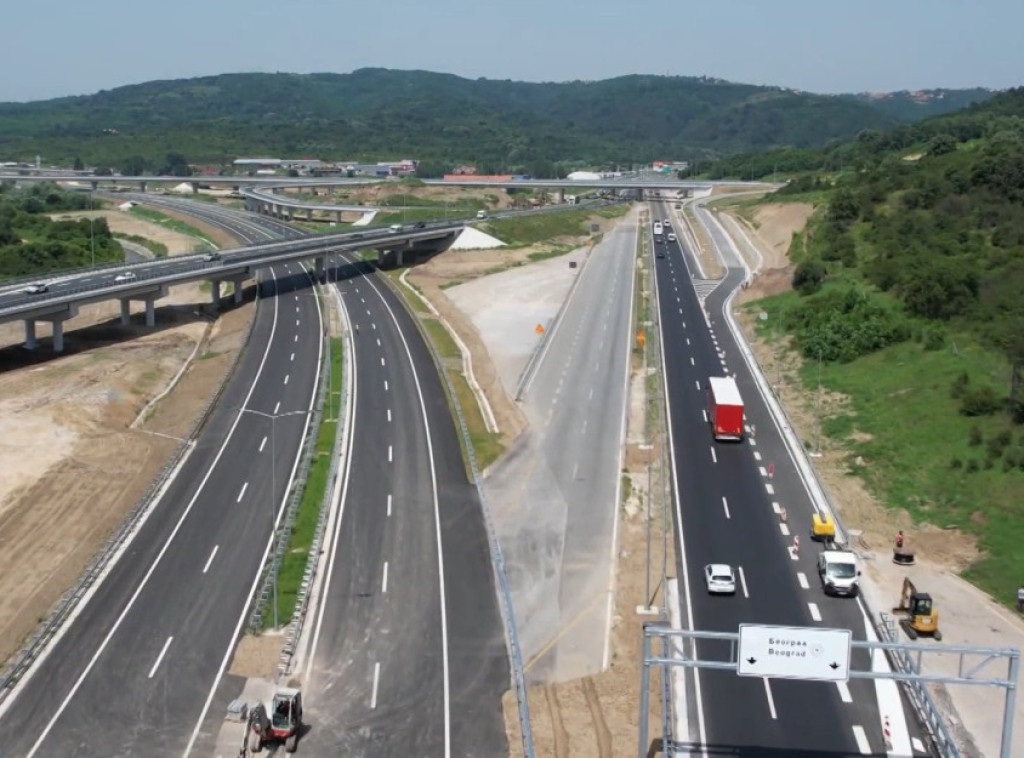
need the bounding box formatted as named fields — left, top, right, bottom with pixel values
left=704, top=564, right=737, bottom=595
left=23, top=283, right=49, bottom=294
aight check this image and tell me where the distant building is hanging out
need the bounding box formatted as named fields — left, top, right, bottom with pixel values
left=451, top=165, right=477, bottom=175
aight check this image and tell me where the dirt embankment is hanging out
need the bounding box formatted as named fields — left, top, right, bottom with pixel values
left=0, top=212, right=254, bottom=665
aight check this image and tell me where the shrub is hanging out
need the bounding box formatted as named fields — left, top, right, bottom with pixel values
left=966, top=459, right=980, bottom=473
left=921, top=327, right=946, bottom=351
left=960, top=386, right=1003, bottom=417
left=950, top=371, right=970, bottom=399
left=793, top=260, right=826, bottom=295
left=968, top=426, right=983, bottom=446
left=950, top=456, right=963, bottom=469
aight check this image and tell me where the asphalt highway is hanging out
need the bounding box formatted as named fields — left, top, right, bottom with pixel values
left=651, top=201, right=926, bottom=756
left=298, top=257, right=508, bottom=757
left=0, top=209, right=325, bottom=756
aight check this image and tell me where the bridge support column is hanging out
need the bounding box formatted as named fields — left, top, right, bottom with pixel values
left=335, top=210, right=342, bottom=223
left=394, top=249, right=406, bottom=267
left=120, top=298, right=131, bottom=325
left=315, top=255, right=326, bottom=282
left=230, top=275, right=247, bottom=304
left=557, top=188, right=565, bottom=203
left=306, top=208, right=313, bottom=221
left=190, top=182, right=199, bottom=194
left=143, top=297, right=156, bottom=326
left=52, top=320, right=65, bottom=353
left=210, top=279, right=221, bottom=310
left=24, top=319, right=36, bottom=350
left=637, top=188, right=644, bottom=201
left=90, top=180, right=99, bottom=191
left=138, top=181, right=147, bottom=193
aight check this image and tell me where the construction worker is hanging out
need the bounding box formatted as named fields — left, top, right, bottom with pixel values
left=1017, top=585, right=1024, bottom=613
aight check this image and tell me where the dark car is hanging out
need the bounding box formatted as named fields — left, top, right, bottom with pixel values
left=414, top=221, right=427, bottom=229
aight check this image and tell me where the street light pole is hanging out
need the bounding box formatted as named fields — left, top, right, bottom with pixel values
left=90, top=217, right=95, bottom=267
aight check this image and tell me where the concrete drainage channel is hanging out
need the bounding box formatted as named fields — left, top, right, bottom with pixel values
left=0, top=285, right=260, bottom=708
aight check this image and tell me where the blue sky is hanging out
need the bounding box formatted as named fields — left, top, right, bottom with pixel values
left=2, top=0, right=1020, bottom=102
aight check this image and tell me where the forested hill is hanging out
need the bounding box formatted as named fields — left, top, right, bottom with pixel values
left=748, top=84, right=1024, bottom=392
left=0, top=69, right=992, bottom=171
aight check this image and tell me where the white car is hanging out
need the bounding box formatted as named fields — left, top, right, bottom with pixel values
left=23, top=283, right=49, bottom=294
left=667, top=232, right=677, bottom=242
left=704, top=564, right=737, bottom=595
left=114, top=271, right=137, bottom=283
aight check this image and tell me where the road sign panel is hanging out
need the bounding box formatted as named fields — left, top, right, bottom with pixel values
left=737, top=624, right=852, bottom=682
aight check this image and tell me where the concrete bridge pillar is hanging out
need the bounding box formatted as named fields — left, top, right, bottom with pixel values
left=315, top=256, right=326, bottom=282
left=120, top=298, right=131, bottom=325
left=143, top=297, right=156, bottom=326
left=138, top=181, right=147, bottom=193
left=637, top=188, right=644, bottom=201
left=90, top=180, right=99, bottom=191
left=306, top=208, right=313, bottom=221
left=52, top=320, right=66, bottom=353
left=229, top=275, right=247, bottom=304
left=24, top=319, right=36, bottom=350
left=190, top=182, right=199, bottom=194
left=210, top=279, right=221, bottom=310
left=557, top=188, right=565, bottom=203
left=335, top=210, right=342, bottom=223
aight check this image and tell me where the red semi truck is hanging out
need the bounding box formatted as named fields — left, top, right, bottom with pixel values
left=707, top=376, right=744, bottom=441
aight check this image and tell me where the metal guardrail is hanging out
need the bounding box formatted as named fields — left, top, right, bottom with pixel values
left=377, top=268, right=535, bottom=758
left=246, top=275, right=331, bottom=633
left=277, top=287, right=347, bottom=679
left=877, top=613, right=961, bottom=757
left=0, top=287, right=261, bottom=705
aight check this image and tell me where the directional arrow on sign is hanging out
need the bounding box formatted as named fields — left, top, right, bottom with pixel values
left=737, top=624, right=852, bottom=682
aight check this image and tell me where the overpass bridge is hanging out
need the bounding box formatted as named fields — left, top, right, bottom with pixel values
left=0, top=223, right=460, bottom=352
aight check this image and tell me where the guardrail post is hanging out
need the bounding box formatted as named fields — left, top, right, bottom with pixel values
left=1001, top=650, right=1020, bottom=758
left=638, top=624, right=652, bottom=758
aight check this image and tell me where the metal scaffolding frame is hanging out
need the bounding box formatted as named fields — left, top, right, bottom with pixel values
left=638, top=621, right=1020, bottom=758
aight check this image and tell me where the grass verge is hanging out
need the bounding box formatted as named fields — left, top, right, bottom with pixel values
left=388, top=275, right=505, bottom=473
left=266, top=336, right=342, bottom=629
left=483, top=204, right=627, bottom=247
left=749, top=294, right=1024, bottom=605
left=128, top=206, right=216, bottom=252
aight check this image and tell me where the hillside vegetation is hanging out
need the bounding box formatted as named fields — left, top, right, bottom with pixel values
left=0, top=69, right=991, bottom=173
left=0, top=184, right=121, bottom=278
left=741, top=88, right=1024, bottom=600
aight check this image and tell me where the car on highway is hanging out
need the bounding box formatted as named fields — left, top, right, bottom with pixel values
left=667, top=232, right=677, bottom=242
left=22, top=283, right=49, bottom=294
left=656, top=250, right=665, bottom=259
left=704, top=564, right=737, bottom=595
left=414, top=221, right=427, bottom=229
left=114, top=271, right=137, bottom=283
left=202, top=252, right=221, bottom=262
left=388, top=224, right=402, bottom=233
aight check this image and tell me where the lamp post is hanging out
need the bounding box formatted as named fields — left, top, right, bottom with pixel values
left=239, top=407, right=309, bottom=629
left=90, top=217, right=96, bottom=267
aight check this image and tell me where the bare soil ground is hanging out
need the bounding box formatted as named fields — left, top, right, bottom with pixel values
left=294, top=183, right=519, bottom=210
left=0, top=219, right=253, bottom=665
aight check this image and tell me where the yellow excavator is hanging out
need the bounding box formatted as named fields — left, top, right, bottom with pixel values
left=893, top=578, right=942, bottom=640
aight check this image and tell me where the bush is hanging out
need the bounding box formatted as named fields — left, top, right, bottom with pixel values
left=987, top=430, right=1013, bottom=458
left=921, top=327, right=946, bottom=351
left=950, top=371, right=970, bottom=399
left=785, top=286, right=910, bottom=363
left=960, top=386, right=1003, bottom=417
left=966, top=459, right=980, bottom=473
left=950, top=456, right=963, bottom=469
left=968, top=426, right=983, bottom=446
left=793, top=260, right=826, bottom=295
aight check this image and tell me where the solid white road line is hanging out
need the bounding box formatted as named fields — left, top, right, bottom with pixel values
left=387, top=494, right=392, bottom=517
left=236, top=482, right=248, bottom=503
left=202, top=545, right=219, bottom=574
left=797, top=572, right=809, bottom=589
left=259, top=436, right=267, bottom=453
left=273, top=401, right=281, bottom=414
left=370, top=662, right=381, bottom=709
left=148, top=636, right=174, bottom=679
left=737, top=566, right=748, bottom=598
left=852, top=726, right=871, bottom=754
left=837, top=682, right=852, bottom=703
left=382, top=561, right=389, bottom=594
left=808, top=602, right=822, bottom=621
left=722, top=497, right=731, bottom=520
left=779, top=523, right=790, bottom=536
left=388, top=445, right=393, bottom=462
left=710, top=447, right=717, bottom=464
left=762, top=678, right=778, bottom=719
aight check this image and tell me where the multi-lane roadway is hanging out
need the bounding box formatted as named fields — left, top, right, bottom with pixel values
left=652, top=200, right=925, bottom=756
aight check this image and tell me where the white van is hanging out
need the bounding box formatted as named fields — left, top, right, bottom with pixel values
left=476, top=210, right=488, bottom=219
left=388, top=224, right=402, bottom=233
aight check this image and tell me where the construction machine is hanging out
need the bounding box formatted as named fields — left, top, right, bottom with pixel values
left=893, top=577, right=942, bottom=640
left=245, top=687, right=303, bottom=754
